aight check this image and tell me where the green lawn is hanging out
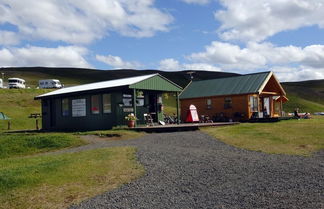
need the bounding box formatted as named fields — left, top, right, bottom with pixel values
left=202, top=116, right=324, bottom=156
left=0, top=130, right=145, bottom=209
left=0, top=133, right=86, bottom=158
left=0, top=147, right=143, bottom=209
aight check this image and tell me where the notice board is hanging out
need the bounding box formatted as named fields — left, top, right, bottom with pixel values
left=72, top=99, right=86, bottom=117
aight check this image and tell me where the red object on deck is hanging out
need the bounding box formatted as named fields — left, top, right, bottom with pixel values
left=186, top=105, right=199, bottom=122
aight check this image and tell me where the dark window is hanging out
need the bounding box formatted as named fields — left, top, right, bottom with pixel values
left=91, top=95, right=100, bottom=114
left=224, top=97, right=232, bottom=109
left=206, top=99, right=212, bottom=109
left=62, top=98, right=69, bottom=116
left=136, top=95, right=144, bottom=107
left=249, top=96, right=258, bottom=112
left=103, top=94, right=112, bottom=113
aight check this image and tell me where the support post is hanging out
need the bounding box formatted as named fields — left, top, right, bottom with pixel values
left=133, top=88, right=137, bottom=127
left=176, top=92, right=180, bottom=124
left=280, top=95, right=283, bottom=117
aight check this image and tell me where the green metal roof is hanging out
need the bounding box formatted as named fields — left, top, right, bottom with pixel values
left=129, top=74, right=182, bottom=92
left=180, top=71, right=272, bottom=99
left=0, top=112, right=10, bottom=120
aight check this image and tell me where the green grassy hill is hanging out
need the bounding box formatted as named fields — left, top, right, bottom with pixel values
left=282, top=80, right=324, bottom=112
left=0, top=89, right=51, bottom=130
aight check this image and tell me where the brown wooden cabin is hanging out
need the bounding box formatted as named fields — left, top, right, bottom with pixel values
left=179, top=71, right=288, bottom=122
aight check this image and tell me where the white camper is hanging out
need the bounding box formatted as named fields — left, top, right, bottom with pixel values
left=39, top=79, right=63, bottom=89
left=8, top=78, right=26, bottom=89
left=0, top=79, right=3, bottom=88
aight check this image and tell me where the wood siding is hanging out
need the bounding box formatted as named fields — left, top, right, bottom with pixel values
left=180, top=94, right=250, bottom=121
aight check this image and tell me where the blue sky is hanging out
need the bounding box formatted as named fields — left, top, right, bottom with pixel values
left=1, top=0, right=324, bottom=81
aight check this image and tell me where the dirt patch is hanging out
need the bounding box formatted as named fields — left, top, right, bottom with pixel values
left=79, top=135, right=124, bottom=143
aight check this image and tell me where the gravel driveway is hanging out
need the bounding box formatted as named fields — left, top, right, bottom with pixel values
left=70, top=131, right=324, bottom=209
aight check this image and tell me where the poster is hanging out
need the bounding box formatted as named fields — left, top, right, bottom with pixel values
left=72, top=99, right=86, bottom=117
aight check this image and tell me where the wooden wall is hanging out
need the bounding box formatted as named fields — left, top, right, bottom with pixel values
left=180, top=94, right=250, bottom=122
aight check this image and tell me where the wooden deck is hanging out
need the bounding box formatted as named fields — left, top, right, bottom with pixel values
left=132, top=122, right=239, bottom=132
left=248, top=117, right=293, bottom=123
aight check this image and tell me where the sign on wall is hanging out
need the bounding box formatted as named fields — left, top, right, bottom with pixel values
left=123, top=108, right=134, bottom=113
left=72, top=99, right=86, bottom=117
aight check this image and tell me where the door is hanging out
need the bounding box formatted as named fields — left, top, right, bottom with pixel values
left=263, top=97, right=270, bottom=117
left=148, top=94, right=157, bottom=122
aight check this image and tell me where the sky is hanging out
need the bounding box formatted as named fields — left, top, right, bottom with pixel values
left=1, top=0, right=324, bottom=82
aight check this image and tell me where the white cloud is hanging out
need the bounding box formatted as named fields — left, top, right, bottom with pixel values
left=159, top=58, right=181, bottom=71
left=187, top=41, right=324, bottom=81
left=188, top=41, right=266, bottom=70
left=183, top=63, right=221, bottom=71
left=271, top=66, right=324, bottom=82
left=0, top=46, right=91, bottom=68
left=0, top=31, right=20, bottom=45
left=215, top=0, right=324, bottom=42
left=0, top=0, right=173, bottom=44
left=96, top=54, right=142, bottom=69
left=189, top=41, right=324, bottom=69
left=159, top=58, right=220, bottom=71
left=180, top=0, right=211, bottom=5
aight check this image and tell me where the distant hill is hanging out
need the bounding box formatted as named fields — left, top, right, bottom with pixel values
left=0, top=67, right=238, bottom=88
left=282, top=80, right=324, bottom=112
left=1, top=67, right=324, bottom=113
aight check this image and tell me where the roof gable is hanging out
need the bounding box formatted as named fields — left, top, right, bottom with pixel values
left=129, top=74, right=182, bottom=92
left=180, top=72, right=272, bottom=99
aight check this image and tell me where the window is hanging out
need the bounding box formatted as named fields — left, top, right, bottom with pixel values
left=224, top=97, right=232, bottom=109
left=136, top=94, right=144, bottom=107
left=91, top=95, right=100, bottom=114
left=103, top=94, right=112, bottom=113
left=249, top=96, right=258, bottom=112
left=123, top=94, right=133, bottom=107
left=72, top=99, right=86, bottom=117
left=206, top=99, right=212, bottom=109
left=62, top=98, right=69, bottom=116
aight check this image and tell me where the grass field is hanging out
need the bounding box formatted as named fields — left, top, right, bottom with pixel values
left=0, top=89, right=51, bottom=130
left=0, top=147, right=143, bottom=209
left=0, top=133, right=86, bottom=158
left=0, top=129, right=145, bottom=209
left=202, top=116, right=324, bottom=156
left=283, top=94, right=324, bottom=113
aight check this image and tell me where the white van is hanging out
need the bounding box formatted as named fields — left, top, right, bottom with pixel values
left=39, top=79, right=63, bottom=89
left=8, top=78, right=26, bottom=89
left=0, top=79, right=3, bottom=88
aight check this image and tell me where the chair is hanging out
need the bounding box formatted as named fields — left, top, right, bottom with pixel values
left=144, top=113, right=154, bottom=126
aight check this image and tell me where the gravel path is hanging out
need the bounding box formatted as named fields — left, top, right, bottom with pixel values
left=70, top=131, right=324, bottom=209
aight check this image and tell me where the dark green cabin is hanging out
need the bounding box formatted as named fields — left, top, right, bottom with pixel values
left=35, top=74, right=182, bottom=131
